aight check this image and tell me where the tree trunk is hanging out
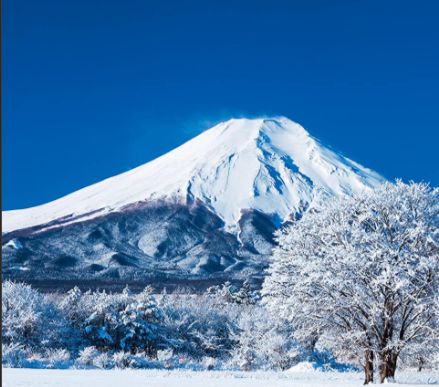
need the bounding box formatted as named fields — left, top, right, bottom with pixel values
left=379, top=351, right=398, bottom=383
left=363, top=350, right=374, bottom=385
left=379, top=297, right=397, bottom=383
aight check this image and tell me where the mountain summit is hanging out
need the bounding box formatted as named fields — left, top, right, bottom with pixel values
left=2, top=117, right=384, bottom=286
left=3, top=117, right=382, bottom=234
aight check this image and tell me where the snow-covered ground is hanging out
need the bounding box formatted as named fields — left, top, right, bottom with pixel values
left=3, top=368, right=438, bottom=387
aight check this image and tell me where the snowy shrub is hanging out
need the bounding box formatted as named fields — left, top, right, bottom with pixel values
left=93, top=352, right=113, bottom=369
left=112, top=351, right=133, bottom=369
left=44, top=348, right=71, bottom=369
left=0, top=343, right=67, bottom=369
left=75, top=347, right=118, bottom=369
left=24, top=350, right=47, bottom=368
left=157, top=349, right=174, bottom=368
left=157, top=348, right=173, bottom=362
left=112, top=350, right=159, bottom=369
left=2, top=343, right=29, bottom=368
left=201, top=356, right=217, bottom=370
left=76, top=346, right=100, bottom=367
left=230, top=306, right=298, bottom=370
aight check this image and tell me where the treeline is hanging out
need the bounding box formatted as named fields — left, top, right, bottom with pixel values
left=2, top=280, right=311, bottom=370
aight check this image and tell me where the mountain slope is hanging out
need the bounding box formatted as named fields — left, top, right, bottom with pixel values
left=2, top=117, right=384, bottom=286
left=3, top=117, right=382, bottom=234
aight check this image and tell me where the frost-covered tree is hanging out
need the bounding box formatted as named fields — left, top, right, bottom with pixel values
left=2, top=281, right=45, bottom=345
left=60, top=286, right=83, bottom=327
left=220, top=281, right=236, bottom=303
left=206, top=281, right=258, bottom=306
left=81, top=289, right=129, bottom=349
left=263, top=181, right=439, bottom=384
left=119, top=287, right=166, bottom=357
left=234, top=281, right=258, bottom=305
left=2, top=281, right=70, bottom=349
left=80, top=286, right=166, bottom=355
left=162, top=293, right=239, bottom=360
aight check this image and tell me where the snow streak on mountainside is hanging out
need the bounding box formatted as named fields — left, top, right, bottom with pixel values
left=3, top=117, right=383, bottom=234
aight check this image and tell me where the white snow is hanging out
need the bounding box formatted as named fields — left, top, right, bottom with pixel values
left=2, top=117, right=383, bottom=234
left=3, top=239, right=23, bottom=249
left=286, top=361, right=316, bottom=372
left=3, top=368, right=437, bottom=387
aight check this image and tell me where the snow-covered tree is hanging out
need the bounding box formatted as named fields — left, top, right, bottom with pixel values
left=234, top=281, right=257, bottom=305
left=80, top=286, right=166, bottom=356
left=206, top=281, right=258, bottom=305
left=263, top=181, right=439, bottom=384
left=119, top=287, right=165, bottom=357
left=162, top=293, right=239, bottom=360
left=2, top=281, right=46, bottom=346
left=60, top=286, right=83, bottom=327
left=2, top=281, right=70, bottom=349
left=220, top=281, right=236, bottom=303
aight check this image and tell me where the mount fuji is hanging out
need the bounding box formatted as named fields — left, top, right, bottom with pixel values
left=2, top=117, right=384, bottom=288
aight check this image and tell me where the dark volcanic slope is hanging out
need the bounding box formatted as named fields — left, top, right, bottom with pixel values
left=2, top=200, right=277, bottom=285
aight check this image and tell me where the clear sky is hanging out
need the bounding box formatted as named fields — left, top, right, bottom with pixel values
left=3, top=0, right=438, bottom=210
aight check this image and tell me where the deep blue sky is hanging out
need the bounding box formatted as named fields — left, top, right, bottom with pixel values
left=3, top=0, right=438, bottom=210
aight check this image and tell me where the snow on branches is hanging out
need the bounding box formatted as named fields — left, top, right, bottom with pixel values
left=262, top=181, right=439, bottom=383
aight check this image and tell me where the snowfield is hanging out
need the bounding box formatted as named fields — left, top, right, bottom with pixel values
left=3, top=368, right=438, bottom=387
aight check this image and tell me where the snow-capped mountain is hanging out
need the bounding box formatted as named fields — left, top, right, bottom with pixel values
left=2, top=117, right=384, bottom=286
left=3, top=117, right=382, bottom=233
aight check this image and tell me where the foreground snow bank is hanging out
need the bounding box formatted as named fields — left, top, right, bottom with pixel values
left=3, top=368, right=438, bottom=387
